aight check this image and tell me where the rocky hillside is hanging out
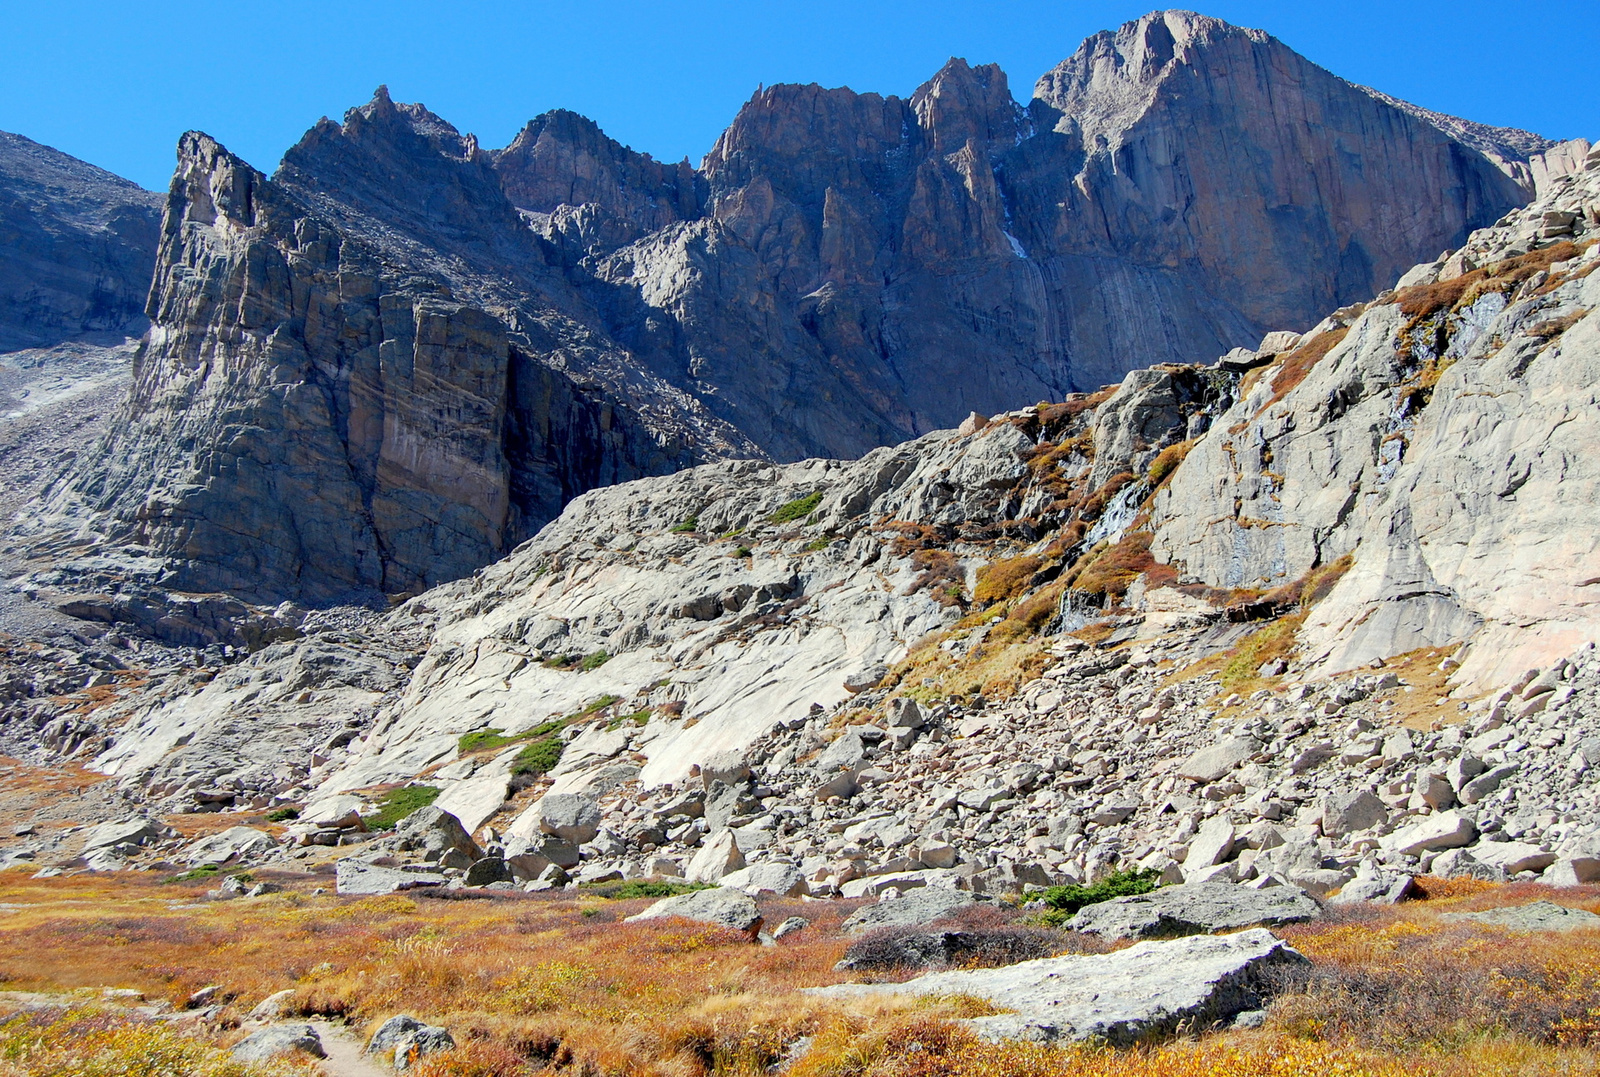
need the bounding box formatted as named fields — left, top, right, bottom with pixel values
left=14, top=10, right=1551, bottom=605
left=0, top=131, right=162, bottom=351
left=3, top=140, right=1595, bottom=908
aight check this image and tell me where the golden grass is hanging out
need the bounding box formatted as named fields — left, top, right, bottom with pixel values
left=7, top=872, right=1600, bottom=1075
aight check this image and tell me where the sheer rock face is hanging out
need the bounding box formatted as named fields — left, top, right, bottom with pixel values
left=0, top=131, right=162, bottom=350
left=31, top=125, right=702, bottom=603
left=20, top=14, right=1544, bottom=602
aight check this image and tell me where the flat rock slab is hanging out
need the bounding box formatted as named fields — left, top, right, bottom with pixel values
left=624, top=887, right=763, bottom=934
left=232, top=1023, right=326, bottom=1062
left=810, top=928, right=1308, bottom=1044
left=335, top=859, right=446, bottom=896
left=1070, top=882, right=1320, bottom=940
left=841, top=887, right=981, bottom=934
left=1443, top=900, right=1600, bottom=933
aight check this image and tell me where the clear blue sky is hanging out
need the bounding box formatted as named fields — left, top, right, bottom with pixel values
left=3, top=1, right=1596, bottom=190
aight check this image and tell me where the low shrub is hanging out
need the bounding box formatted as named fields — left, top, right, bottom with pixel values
left=263, top=807, right=299, bottom=823
left=1038, top=868, right=1162, bottom=926
left=579, top=650, right=610, bottom=672
left=770, top=491, right=823, bottom=524
left=973, top=554, right=1043, bottom=607
left=670, top=515, right=698, bottom=533
left=369, top=785, right=441, bottom=830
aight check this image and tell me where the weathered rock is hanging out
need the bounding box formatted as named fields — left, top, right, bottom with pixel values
left=1383, top=811, right=1478, bottom=857
left=393, top=1026, right=455, bottom=1071
left=367, top=1015, right=426, bottom=1055
left=248, top=989, right=297, bottom=1022
left=811, top=929, right=1309, bottom=1044
left=1444, top=900, right=1600, bottom=933
left=463, top=856, right=513, bottom=886
left=231, top=1024, right=325, bottom=1062
left=392, top=806, right=482, bottom=867
left=183, top=826, right=275, bottom=866
left=1321, top=790, right=1388, bottom=838
left=1183, top=817, right=1236, bottom=870
left=1069, top=882, right=1320, bottom=940
left=685, top=828, right=744, bottom=883
left=841, top=887, right=981, bottom=935
left=1176, top=739, right=1257, bottom=784
left=335, top=858, right=447, bottom=896
left=624, top=887, right=763, bottom=935
left=1545, top=857, right=1600, bottom=887
left=718, top=862, right=807, bottom=897
left=537, top=793, right=602, bottom=845
left=1468, top=841, right=1556, bottom=876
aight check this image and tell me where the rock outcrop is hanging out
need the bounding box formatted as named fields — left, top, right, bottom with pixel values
left=15, top=12, right=1544, bottom=606
left=0, top=131, right=161, bottom=350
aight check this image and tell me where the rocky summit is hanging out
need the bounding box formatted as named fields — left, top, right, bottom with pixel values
left=0, top=10, right=1599, bottom=1073
left=5, top=10, right=1575, bottom=607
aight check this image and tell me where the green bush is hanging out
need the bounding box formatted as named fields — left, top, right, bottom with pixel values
left=804, top=537, right=831, bottom=553
left=603, top=879, right=714, bottom=900
left=458, top=728, right=518, bottom=754
left=769, top=491, right=822, bottom=524
left=733, top=546, right=753, bottom=559
left=670, top=516, right=698, bottom=533
left=1037, top=868, right=1161, bottom=926
left=511, top=738, right=564, bottom=778
left=579, top=650, right=611, bottom=671
left=165, top=863, right=220, bottom=883
left=265, top=807, right=299, bottom=822
left=369, top=784, right=441, bottom=830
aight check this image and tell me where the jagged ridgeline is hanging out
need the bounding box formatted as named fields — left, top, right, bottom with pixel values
left=19, top=10, right=1554, bottom=606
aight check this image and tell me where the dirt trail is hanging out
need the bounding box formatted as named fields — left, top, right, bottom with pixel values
left=307, top=1019, right=388, bottom=1077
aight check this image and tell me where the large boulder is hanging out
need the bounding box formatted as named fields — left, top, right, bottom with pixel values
left=811, top=929, right=1309, bottom=1044
left=841, top=887, right=982, bottom=935
left=624, top=887, right=763, bottom=936
left=684, top=827, right=744, bottom=883
left=80, top=817, right=165, bottom=854
left=393, top=1026, right=455, bottom=1071
left=231, top=1024, right=325, bottom=1062
left=718, top=862, right=808, bottom=897
left=391, top=805, right=482, bottom=868
left=1382, top=810, right=1477, bottom=857
left=1175, top=738, right=1257, bottom=784
left=183, top=826, right=275, bottom=866
left=536, top=793, right=602, bottom=845
left=1069, top=882, right=1320, bottom=940
left=335, top=858, right=447, bottom=896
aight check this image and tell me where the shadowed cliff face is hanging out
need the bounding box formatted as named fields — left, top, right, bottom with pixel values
left=0, top=132, right=162, bottom=351
left=19, top=12, right=1544, bottom=607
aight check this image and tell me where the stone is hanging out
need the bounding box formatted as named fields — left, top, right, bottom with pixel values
left=1176, top=738, right=1257, bottom=784
left=335, top=858, right=447, bottom=896
left=183, top=826, right=275, bottom=866
left=1545, top=857, right=1600, bottom=887
left=835, top=929, right=1052, bottom=972
left=810, top=929, right=1309, bottom=1044
left=1459, top=765, right=1518, bottom=805
left=392, top=806, right=483, bottom=866
left=885, top=698, right=926, bottom=729
left=1428, top=848, right=1503, bottom=881
left=772, top=916, right=809, bottom=940
left=1414, top=772, right=1456, bottom=811
left=685, top=828, right=744, bottom=883
left=718, top=862, right=808, bottom=897
left=463, top=856, right=513, bottom=886
left=393, top=1026, right=455, bottom=1071
left=625, top=887, right=764, bottom=936
left=249, top=989, right=297, bottom=1021
left=1330, top=868, right=1416, bottom=905
left=1321, top=790, right=1388, bottom=838
left=231, top=1025, right=325, bottom=1062
left=841, top=887, right=981, bottom=935
left=80, top=817, right=164, bottom=854
left=367, top=1015, right=427, bottom=1055
left=537, top=793, right=602, bottom=845
left=1069, top=882, right=1321, bottom=940
left=1183, top=817, right=1236, bottom=870
left=1468, top=842, right=1556, bottom=876
left=1444, top=900, right=1600, bottom=933
left=1382, top=811, right=1477, bottom=857
left=919, top=841, right=959, bottom=869
left=300, top=794, right=367, bottom=829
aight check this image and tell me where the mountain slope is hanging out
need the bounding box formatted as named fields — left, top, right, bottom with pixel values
left=0, top=131, right=161, bottom=351
left=14, top=10, right=1542, bottom=606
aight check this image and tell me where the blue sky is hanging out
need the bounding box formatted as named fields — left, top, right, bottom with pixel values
left=3, top=1, right=1596, bottom=190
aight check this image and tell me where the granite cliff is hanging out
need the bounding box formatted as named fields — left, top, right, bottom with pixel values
left=13, top=10, right=1551, bottom=606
